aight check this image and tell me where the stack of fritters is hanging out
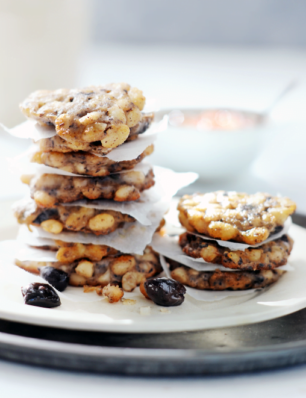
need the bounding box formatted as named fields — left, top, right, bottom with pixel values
left=169, top=191, right=296, bottom=291
left=14, top=83, right=163, bottom=291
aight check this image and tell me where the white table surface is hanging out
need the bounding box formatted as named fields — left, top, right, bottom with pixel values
left=1, top=45, right=306, bottom=393
left=1, top=358, right=306, bottom=398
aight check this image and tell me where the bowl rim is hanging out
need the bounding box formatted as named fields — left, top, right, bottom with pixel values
left=154, top=107, right=268, bottom=133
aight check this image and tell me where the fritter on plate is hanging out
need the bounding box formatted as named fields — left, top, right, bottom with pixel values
left=178, top=191, right=296, bottom=245
left=16, top=246, right=162, bottom=292
left=179, top=232, right=293, bottom=271
left=168, top=260, right=284, bottom=291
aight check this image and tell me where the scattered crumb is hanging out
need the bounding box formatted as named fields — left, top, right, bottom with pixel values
left=140, top=306, right=151, bottom=316
left=122, top=298, right=136, bottom=306
left=159, top=308, right=171, bottom=314
left=83, top=285, right=98, bottom=293
left=103, top=284, right=124, bottom=303
left=95, top=286, right=103, bottom=296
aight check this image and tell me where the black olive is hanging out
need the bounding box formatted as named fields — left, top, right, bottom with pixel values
left=21, top=283, right=61, bottom=308
left=40, top=267, right=69, bottom=292
left=144, top=278, right=186, bottom=307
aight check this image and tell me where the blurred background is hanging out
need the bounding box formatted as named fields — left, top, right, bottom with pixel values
left=1, top=0, right=306, bottom=230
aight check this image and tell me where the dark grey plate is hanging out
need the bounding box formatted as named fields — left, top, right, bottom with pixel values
left=0, top=214, right=304, bottom=376
left=1, top=310, right=306, bottom=376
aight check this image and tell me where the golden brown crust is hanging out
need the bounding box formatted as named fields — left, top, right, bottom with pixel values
left=36, top=113, right=154, bottom=154
left=23, top=169, right=155, bottom=207
left=38, top=134, right=112, bottom=155
left=15, top=246, right=162, bottom=291
left=31, top=144, right=154, bottom=177
left=15, top=201, right=135, bottom=236
left=178, top=191, right=296, bottom=245
left=169, top=261, right=284, bottom=291
left=179, top=232, right=293, bottom=271
left=53, top=241, right=117, bottom=263
left=20, top=83, right=148, bottom=147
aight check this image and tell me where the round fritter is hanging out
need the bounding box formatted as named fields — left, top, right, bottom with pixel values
left=178, top=191, right=296, bottom=245
left=20, top=83, right=147, bottom=148
left=179, top=232, right=293, bottom=271
left=14, top=199, right=135, bottom=236
left=36, top=113, right=154, bottom=155
left=22, top=168, right=155, bottom=207
left=15, top=246, right=162, bottom=292
left=31, top=144, right=154, bottom=177
left=168, top=260, right=284, bottom=291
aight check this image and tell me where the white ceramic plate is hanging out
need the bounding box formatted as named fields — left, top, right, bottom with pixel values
left=0, top=221, right=306, bottom=333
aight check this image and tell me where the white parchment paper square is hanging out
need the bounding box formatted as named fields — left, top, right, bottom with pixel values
left=17, top=199, right=170, bottom=254
left=0, top=120, right=56, bottom=140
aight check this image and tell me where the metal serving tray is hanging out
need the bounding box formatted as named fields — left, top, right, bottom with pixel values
left=0, top=214, right=305, bottom=376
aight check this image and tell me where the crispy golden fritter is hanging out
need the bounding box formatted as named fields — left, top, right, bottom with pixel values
left=22, top=168, right=155, bottom=207
left=37, top=113, right=154, bottom=155
left=178, top=191, right=296, bottom=245
left=15, top=246, right=162, bottom=292
left=20, top=83, right=148, bottom=148
left=31, top=144, right=154, bottom=177
left=179, top=232, right=293, bottom=271
left=14, top=200, right=135, bottom=236
left=169, top=261, right=284, bottom=291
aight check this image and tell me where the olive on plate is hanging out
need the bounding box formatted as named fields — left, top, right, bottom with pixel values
left=40, top=267, right=69, bottom=292
left=140, top=277, right=186, bottom=307
left=21, top=283, right=61, bottom=308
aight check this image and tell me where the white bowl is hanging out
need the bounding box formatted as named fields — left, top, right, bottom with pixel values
left=150, top=108, right=268, bottom=181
